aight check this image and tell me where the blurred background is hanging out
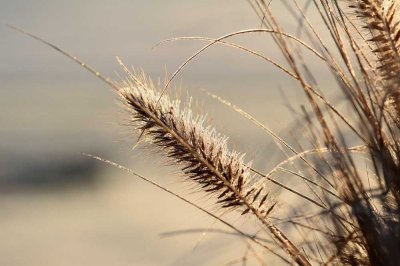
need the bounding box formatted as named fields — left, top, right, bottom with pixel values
left=0, top=1, right=325, bottom=265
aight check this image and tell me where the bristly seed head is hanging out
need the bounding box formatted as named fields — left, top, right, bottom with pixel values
left=117, top=71, right=271, bottom=215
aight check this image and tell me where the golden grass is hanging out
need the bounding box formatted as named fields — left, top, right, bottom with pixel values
left=9, top=0, right=400, bottom=265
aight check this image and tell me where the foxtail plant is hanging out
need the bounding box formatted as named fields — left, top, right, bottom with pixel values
left=10, top=0, right=400, bottom=265
left=117, top=66, right=310, bottom=266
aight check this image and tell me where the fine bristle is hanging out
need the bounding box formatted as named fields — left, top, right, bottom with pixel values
left=118, top=71, right=271, bottom=215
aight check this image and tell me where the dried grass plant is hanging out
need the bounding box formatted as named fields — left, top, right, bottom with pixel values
left=9, top=0, right=400, bottom=265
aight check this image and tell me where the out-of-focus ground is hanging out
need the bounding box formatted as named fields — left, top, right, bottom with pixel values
left=0, top=1, right=331, bottom=265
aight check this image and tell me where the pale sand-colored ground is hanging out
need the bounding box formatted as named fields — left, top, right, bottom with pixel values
left=0, top=75, right=294, bottom=266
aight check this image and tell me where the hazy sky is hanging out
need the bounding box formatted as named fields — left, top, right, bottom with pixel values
left=1, top=1, right=260, bottom=76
